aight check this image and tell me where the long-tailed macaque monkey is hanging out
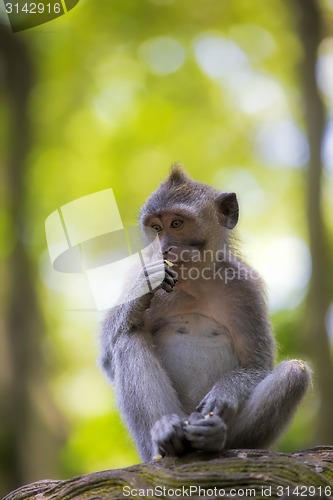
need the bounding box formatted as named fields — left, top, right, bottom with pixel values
left=100, top=164, right=311, bottom=460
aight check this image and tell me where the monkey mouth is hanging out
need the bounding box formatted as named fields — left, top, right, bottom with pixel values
left=188, top=240, right=207, bottom=249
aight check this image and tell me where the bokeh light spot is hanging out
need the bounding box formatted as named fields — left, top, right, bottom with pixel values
left=138, top=36, right=186, bottom=75
left=255, top=119, right=309, bottom=168
left=194, top=34, right=248, bottom=79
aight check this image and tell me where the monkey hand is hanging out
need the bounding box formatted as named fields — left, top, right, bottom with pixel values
left=151, top=414, right=189, bottom=457
left=143, top=260, right=178, bottom=293
left=183, top=411, right=227, bottom=453
left=161, top=260, right=178, bottom=292
left=195, top=391, right=238, bottom=424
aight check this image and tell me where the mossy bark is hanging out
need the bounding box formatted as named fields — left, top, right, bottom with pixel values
left=4, top=447, right=333, bottom=500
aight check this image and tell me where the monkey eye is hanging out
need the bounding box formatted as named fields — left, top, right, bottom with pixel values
left=151, top=224, right=162, bottom=233
left=171, top=219, right=183, bottom=229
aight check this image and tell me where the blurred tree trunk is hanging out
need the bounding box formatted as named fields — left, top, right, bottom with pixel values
left=292, top=0, right=333, bottom=444
left=0, top=26, right=64, bottom=497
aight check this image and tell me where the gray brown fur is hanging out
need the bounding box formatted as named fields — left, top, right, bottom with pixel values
left=100, top=165, right=311, bottom=460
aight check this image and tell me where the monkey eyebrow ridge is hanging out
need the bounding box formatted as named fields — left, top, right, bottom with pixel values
left=147, top=209, right=195, bottom=221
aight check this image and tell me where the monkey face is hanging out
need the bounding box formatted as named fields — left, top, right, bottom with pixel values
left=139, top=164, right=239, bottom=265
left=144, top=210, right=203, bottom=262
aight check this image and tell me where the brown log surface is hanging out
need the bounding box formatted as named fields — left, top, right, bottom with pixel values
left=3, top=447, right=333, bottom=499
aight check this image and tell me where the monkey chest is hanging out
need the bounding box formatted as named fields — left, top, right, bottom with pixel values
left=152, top=314, right=239, bottom=411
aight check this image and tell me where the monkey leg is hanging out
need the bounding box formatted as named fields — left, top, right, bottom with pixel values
left=226, top=360, right=312, bottom=449
left=113, top=332, right=187, bottom=461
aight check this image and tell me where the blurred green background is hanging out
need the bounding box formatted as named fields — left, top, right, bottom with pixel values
left=1, top=0, right=333, bottom=496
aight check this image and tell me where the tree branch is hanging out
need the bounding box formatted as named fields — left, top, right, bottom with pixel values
left=4, top=447, right=333, bottom=499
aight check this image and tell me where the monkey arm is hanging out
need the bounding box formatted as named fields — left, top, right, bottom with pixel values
left=195, top=366, right=270, bottom=422
left=100, top=258, right=177, bottom=378
left=99, top=292, right=154, bottom=382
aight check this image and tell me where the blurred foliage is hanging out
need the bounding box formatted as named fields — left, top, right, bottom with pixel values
left=1, top=0, right=333, bottom=482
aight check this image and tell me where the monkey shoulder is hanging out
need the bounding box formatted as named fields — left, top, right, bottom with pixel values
left=224, top=267, right=275, bottom=367
left=218, top=259, right=269, bottom=313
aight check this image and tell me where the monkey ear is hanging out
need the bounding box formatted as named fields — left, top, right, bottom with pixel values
left=168, top=163, right=190, bottom=185
left=216, top=193, right=239, bottom=229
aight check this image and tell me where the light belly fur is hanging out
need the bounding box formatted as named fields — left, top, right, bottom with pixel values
left=152, top=314, right=239, bottom=413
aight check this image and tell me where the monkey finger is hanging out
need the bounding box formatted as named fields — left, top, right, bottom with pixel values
left=144, top=265, right=165, bottom=283
left=184, top=421, right=227, bottom=452
left=165, top=266, right=178, bottom=280
left=188, top=411, right=204, bottom=424
left=159, top=434, right=186, bottom=456
left=195, top=401, right=206, bottom=413
left=151, top=414, right=187, bottom=456
left=184, top=420, right=224, bottom=437
left=161, top=282, right=175, bottom=293
left=144, top=262, right=165, bottom=276
left=195, top=400, right=219, bottom=416
left=165, top=272, right=178, bottom=284
left=187, top=433, right=226, bottom=453
left=184, top=425, right=207, bottom=438
left=192, top=416, right=222, bottom=428
left=188, top=411, right=218, bottom=426
left=160, top=274, right=177, bottom=292
left=186, top=435, right=205, bottom=451
left=163, top=273, right=177, bottom=286
left=184, top=429, right=210, bottom=452
left=195, top=399, right=210, bottom=412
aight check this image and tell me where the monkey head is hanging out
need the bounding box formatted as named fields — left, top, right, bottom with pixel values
left=139, top=164, right=239, bottom=265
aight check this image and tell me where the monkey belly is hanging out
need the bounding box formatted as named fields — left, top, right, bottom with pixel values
left=152, top=314, right=239, bottom=413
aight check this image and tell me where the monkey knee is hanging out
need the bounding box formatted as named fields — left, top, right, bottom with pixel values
left=276, top=359, right=312, bottom=400
left=279, top=359, right=311, bottom=384
left=245, top=359, right=311, bottom=412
